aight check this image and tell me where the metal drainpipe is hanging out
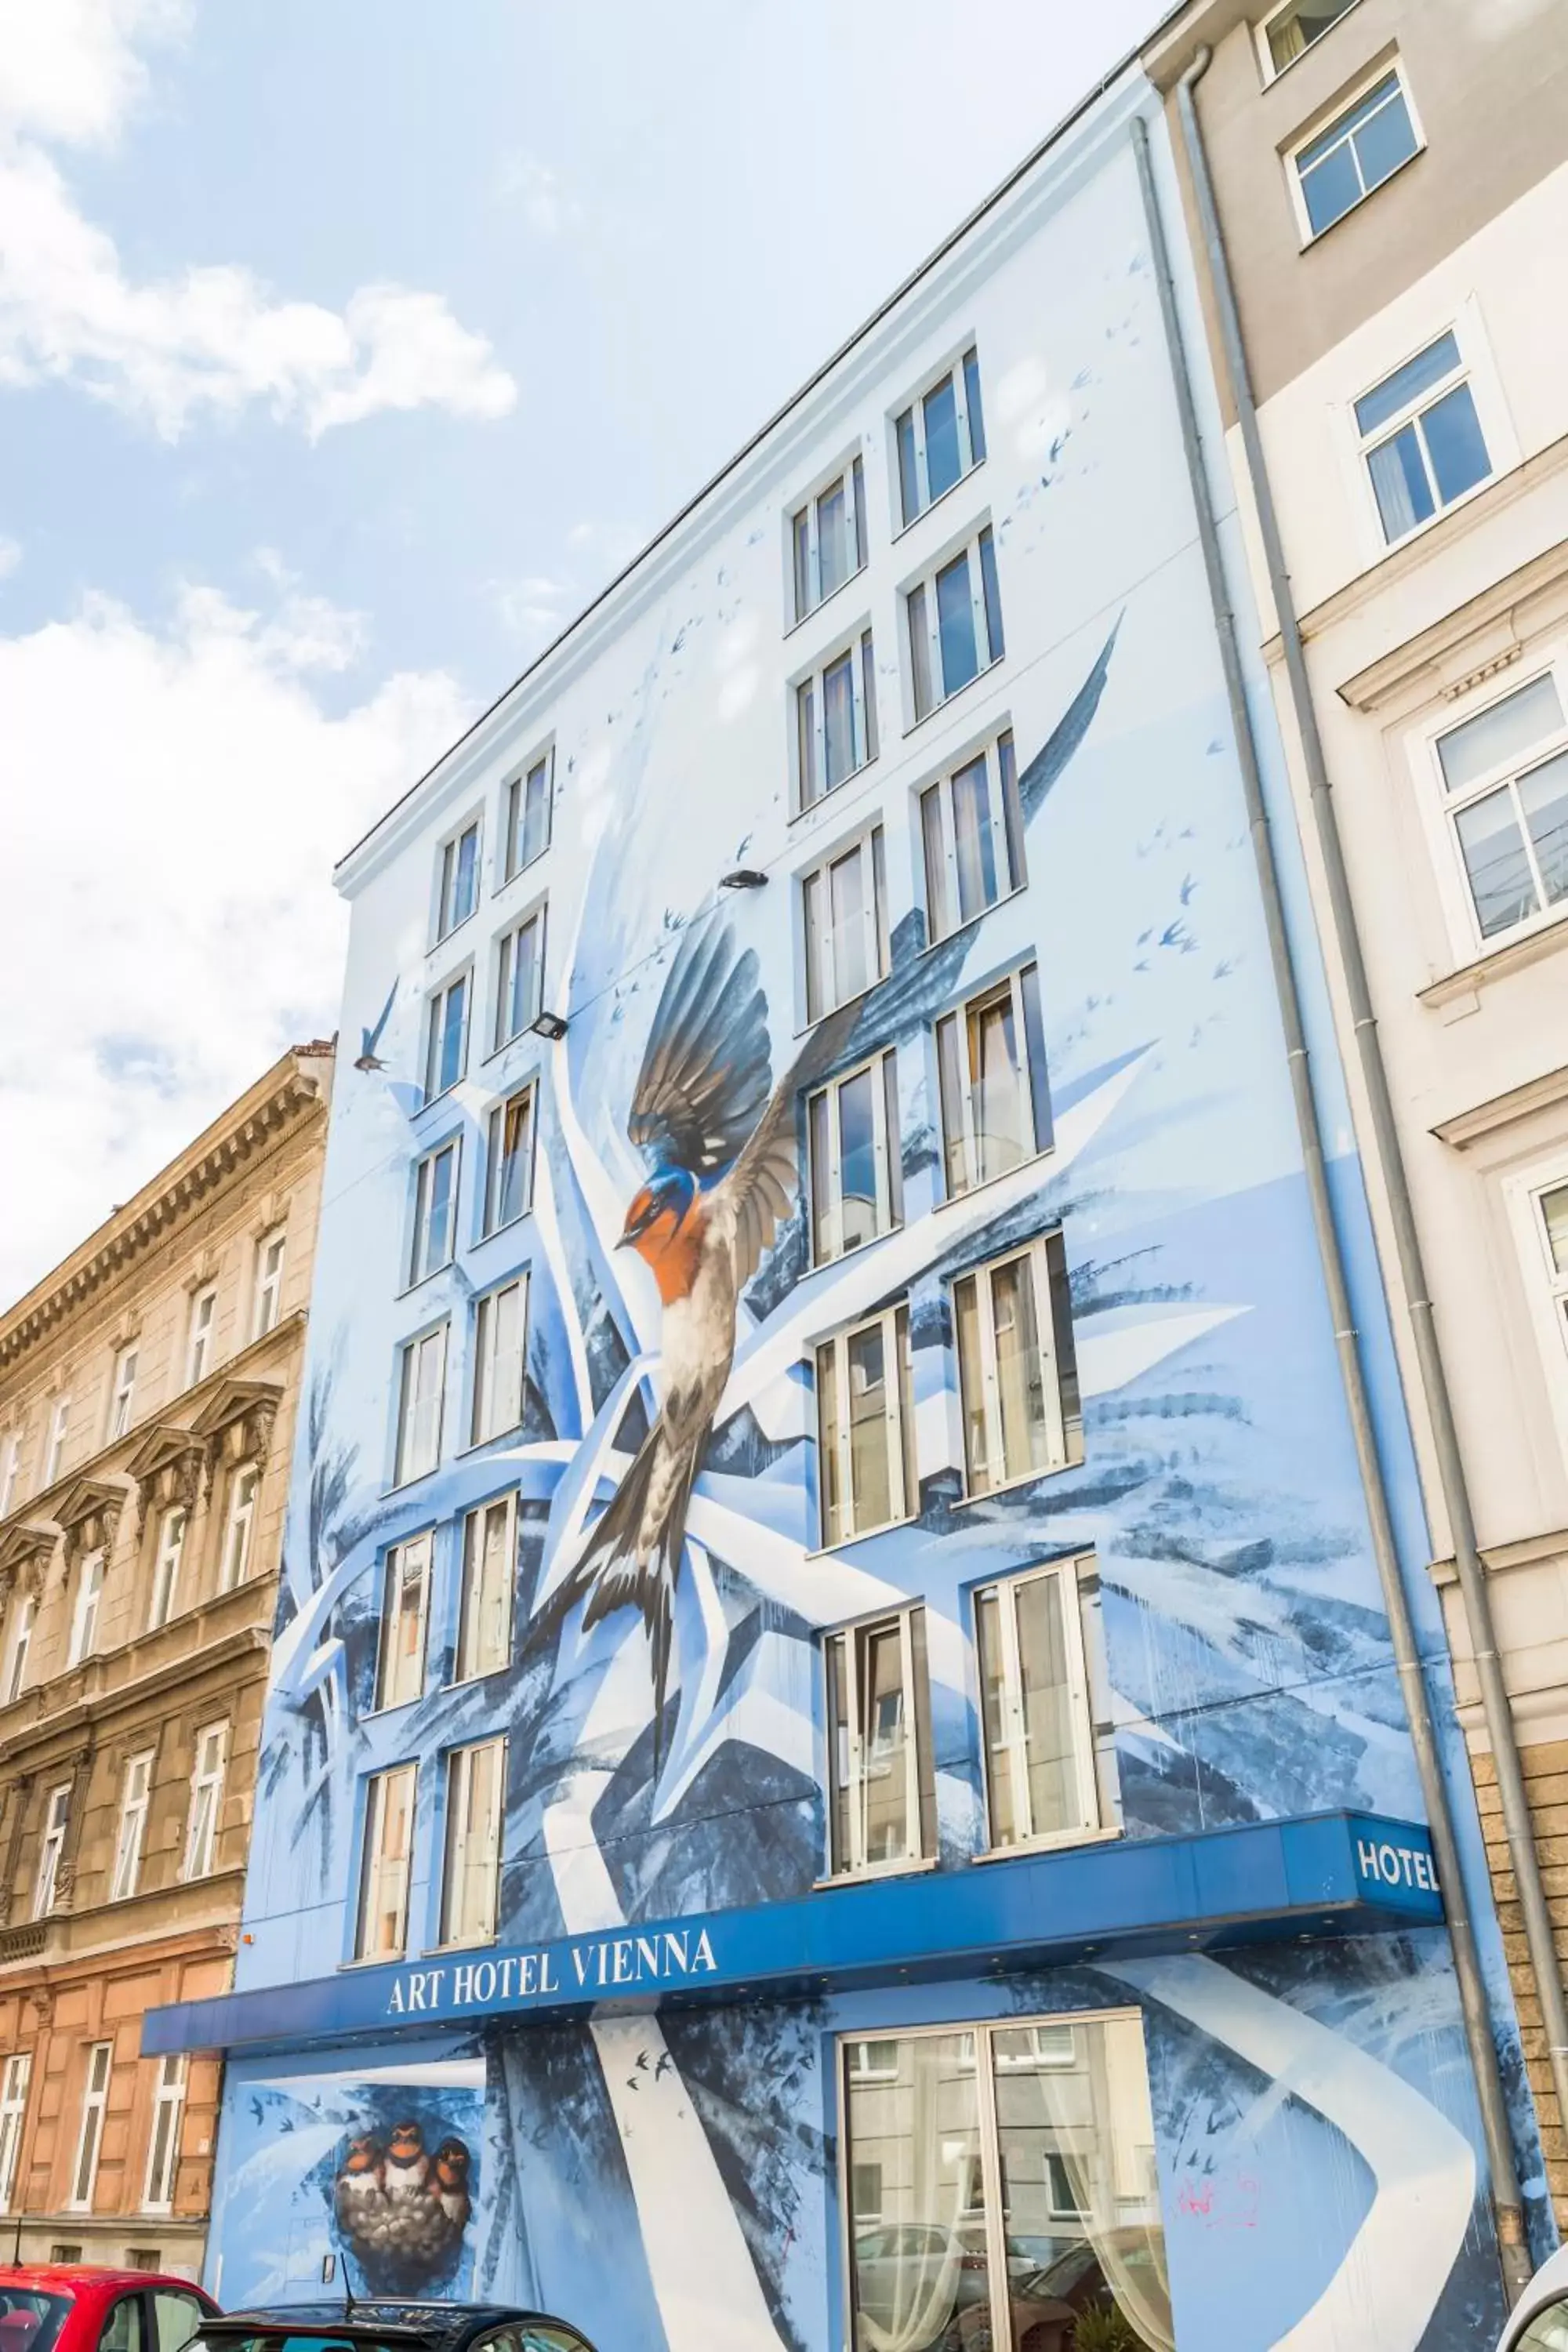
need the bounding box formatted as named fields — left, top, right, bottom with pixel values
left=1133, top=93, right=1534, bottom=2299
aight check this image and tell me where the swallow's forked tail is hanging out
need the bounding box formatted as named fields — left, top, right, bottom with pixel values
left=556, top=1421, right=700, bottom=1765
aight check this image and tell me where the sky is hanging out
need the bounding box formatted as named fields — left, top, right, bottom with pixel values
left=0, top=0, right=1167, bottom=1310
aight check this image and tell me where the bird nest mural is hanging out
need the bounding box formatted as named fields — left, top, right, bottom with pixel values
left=332, top=2118, right=474, bottom=2294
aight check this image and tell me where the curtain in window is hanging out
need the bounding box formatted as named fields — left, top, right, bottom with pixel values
left=849, top=2035, right=975, bottom=2352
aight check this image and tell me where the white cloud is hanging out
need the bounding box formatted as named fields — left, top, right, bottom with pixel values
left=0, top=1, right=517, bottom=438
left=495, top=153, right=583, bottom=239
left=0, top=535, right=20, bottom=578
left=492, top=571, right=569, bottom=649
left=0, top=579, right=470, bottom=1307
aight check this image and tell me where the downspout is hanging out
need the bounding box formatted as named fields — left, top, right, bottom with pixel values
left=1131, top=95, right=1533, bottom=2300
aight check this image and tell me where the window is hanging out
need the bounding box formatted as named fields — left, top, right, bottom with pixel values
left=408, top=1138, right=460, bottom=1285
left=906, top=527, right=1004, bottom=722
left=483, top=1085, right=536, bottom=1236
left=846, top=2038, right=901, bottom=2082
left=439, top=1737, right=505, bottom=1946
left=4, top=1597, right=34, bottom=1704
left=49, top=2247, right=82, bottom=2267
left=456, top=1493, right=516, bottom=1682
left=435, top=819, right=481, bottom=941
left=184, top=1287, right=217, bottom=1388
left=1292, top=69, right=1419, bottom=238
left=394, top=1325, right=448, bottom=1484
left=471, top=1278, right=528, bottom=1446
left=1432, top=672, right=1568, bottom=945
left=504, top=751, right=553, bottom=881
left=796, top=630, right=879, bottom=810
left=817, top=1305, right=916, bottom=1547
left=937, top=964, right=1052, bottom=1198
left=100, top=2296, right=145, bottom=2352
left=109, top=1346, right=138, bottom=1440
left=374, top=1531, right=431, bottom=1711
left=0, top=2053, right=31, bottom=2209
left=808, top=1051, right=902, bottom=1265
left=975, top=1561, right=1103, bottom=1850
left=45, top=1399, right=70, bottom=1486
left=1356, top=332, right=1490, bottom=544
left=802, top=826, right=889, bottom=1020
left=182, top=1724, right=227, bottom=1881
left=823, top=1606, right=933, bottom=1875
left=841, top=2015, right=1167, bottom=2352
left=793, top=456, right=868, bottom=622
left=252, top=1227, right=286, bottom=1338
left=151, top=2292, right=205, bottom=2352
left=0, top=1435, right=20, bottom=1519
left=148, top=1505, right=186, bottom=1630
left=493, top=906, right=547, bottom=1050
left=953, top=1234, right=1082, bottom=1497
left=1532, top=1179, right=1568, bottom=1352
left=355, top=1762, right=417, bottom=1960
left=895, top=347, right=986, bottom=526
left=922, top=731, right=1025, bottom=939
left=143, top=2055, right=187, bottom=2213
left=67, top=1549, right=105, bottom=1666
left=218, top=1464, right=260, bottom=1592
left=1261, top=0, right=1359, bottom=74
left=69, top=2042, right=113, bottom=2209
left=423, top=971, right=470, bottom=1104
left=109, top=1751, right=154, bottom=1902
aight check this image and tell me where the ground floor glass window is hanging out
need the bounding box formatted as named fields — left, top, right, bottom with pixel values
left=842, top=2011, right=1171, bottom=2352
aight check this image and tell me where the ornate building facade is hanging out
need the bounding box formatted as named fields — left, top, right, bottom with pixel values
left=0, top=1045, right=332, bottom=2274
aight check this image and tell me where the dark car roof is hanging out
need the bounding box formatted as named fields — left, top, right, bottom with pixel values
left=195, top=2306, right=578, bottom=2349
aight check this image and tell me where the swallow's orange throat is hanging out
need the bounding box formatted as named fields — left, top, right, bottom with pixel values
left=629, top=1200, right=705, bottom=1305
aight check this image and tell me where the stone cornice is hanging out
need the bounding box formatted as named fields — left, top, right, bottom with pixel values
left=0, top=1615, right=274, bottom=1768
left=1335, top=521, right=1568, bottom=717
left=1431, top=1063, right=1568, bottom=1151
left=0, top=1050, right=330, bottom=1370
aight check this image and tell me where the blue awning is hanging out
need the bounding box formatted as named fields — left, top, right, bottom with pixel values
left=143, top=1809, right=1441, bottom=2058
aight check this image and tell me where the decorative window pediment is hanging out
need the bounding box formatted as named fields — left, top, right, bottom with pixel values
left=189, top=1380, right=281, bottom=1496
left=54, top=1479, right=125, bottom=1568
left=125, top=1425, right=206, bottom=1539
left=0, top=1523, right=56, bottom=1600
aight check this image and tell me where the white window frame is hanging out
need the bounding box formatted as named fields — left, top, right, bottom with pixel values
left=1285, top=62, right=1425, bottom=246
left=4, top=1596, right=35, bottom=1704
left=0, top=2053, right=31, bottom=2211
left=503, top=748, right=554, bottom=883
left=1503, top=1152, right=1568, bottom=1460
left=456, top=1491, right=517, bottom=1683
left=0, top=1436, right=18, bottom=1520
left=394, top=1323, right=448, bottom=1486
left=108, top=1345, right=139, bottom=1441
left=67, top=1549, right=105, bottom=1667
left=892, top=343, right=986, bottom=530
left=822, top=1604, right=931, bottom=1879
left=438, top=1735, right=506, bottom=1948
left=68, top=2042, right=113, bottom=2211
left=423, top=968, right=472, bottom=1105
left=793, top=627, right=879, bottom=812
left=974, top=1559, right=1102, bottom=1854
left=34, top=1783, right=71, bottom=1919
left=815, top=1303, right=916, bottom=1548
left=184, top=1287, right=218, bottom=1389
left=482, top=1083, right=537, bottom=1237
left=904, top=524, right=1004, bottom=725
left=1254, top=0, right=1363, bottom=82
left=374, top=1530, right=432, bottom=1712
left=182, top=1723, right=227, bottom=1882
left=1351, top=330, right=1493, bottom=550
left=801, top=824, right=889, bottom=1023
left=142, top=2054, right=187, bottom=2215
left=434, top=814, right=482, bottom=944
left=936, top=963, right=1053, bottom=1200
left=408, top=1136, right=461, bottom=1287
left=218, top=1463, right=260, bottom=1593
left=470, top=1276, right=528, bottom=1446
left=45, top=1399, right=71, bottom=1487
left=952, top=1233, right=1078, bottom=1499
left=920, top=729, right=1025, bottom=942
left=790, top=454, right=869, bottom=624
left=252, top=1227, right=286, bottom=1339
left=492, top=902, right=548, bottom=1051
left=354, top=1762, right=418, bottom=1961
left=109, top=1750, right=155, bottom=1902
left=807, top=1049, right=902, bottom=1267
left=844, top=2038, right=901, bottom=2083
left=148, top=1505, right=187, bottom=1631
left=1410, top=654, right=1568, bottom=963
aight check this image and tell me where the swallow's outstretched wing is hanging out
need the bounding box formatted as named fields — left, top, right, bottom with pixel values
left=627, top=918, right=772, bottom=1173
left=356, top=978, right=397, bottom=1067
left=707, top=997, right=860, bottom=1287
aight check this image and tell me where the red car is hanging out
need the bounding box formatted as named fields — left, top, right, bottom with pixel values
left=0, top=2267, right=217, bottom=2352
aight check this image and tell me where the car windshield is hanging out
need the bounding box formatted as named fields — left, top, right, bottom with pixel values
left=0, top=2292, right=73, bottom=2352
left=190, top=2336, right=423, bottom=2352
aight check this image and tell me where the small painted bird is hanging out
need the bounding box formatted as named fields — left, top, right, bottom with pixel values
left=380, top=2119, right=430, bottom=2202
left=430, top=2139, right=472, bottom=2232
left=332, top=2133, right=385, bottom=2238
left=354, top=979, right=397, bottom=1072
left=557, top=916, right=858, bottom=1740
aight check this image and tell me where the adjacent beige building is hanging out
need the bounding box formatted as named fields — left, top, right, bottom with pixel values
left=0, top=1045, right=332, bottom=2272
left=1146, top=0, right=1568, bottom=2216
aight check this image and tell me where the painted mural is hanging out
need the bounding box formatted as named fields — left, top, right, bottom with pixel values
left=203, top=82, right=1545, bottom=2352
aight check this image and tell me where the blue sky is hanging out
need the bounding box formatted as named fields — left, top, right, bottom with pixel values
left=0, top=0, right=1163, bottom=1304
